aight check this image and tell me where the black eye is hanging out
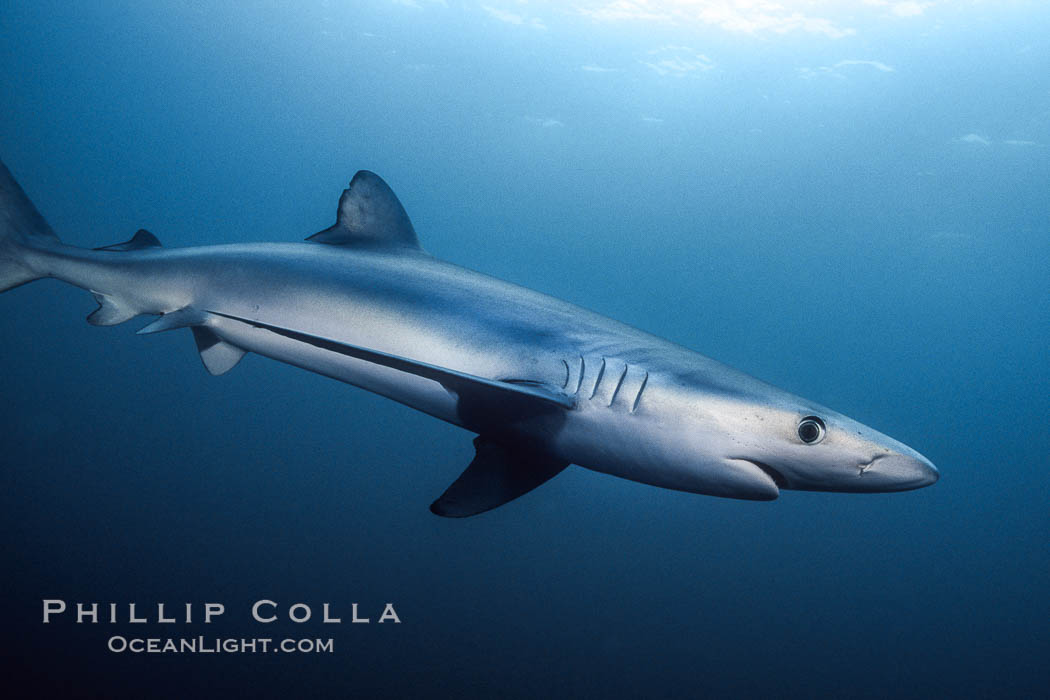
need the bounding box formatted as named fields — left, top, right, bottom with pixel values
left=797, top=416, right=826, bottom=444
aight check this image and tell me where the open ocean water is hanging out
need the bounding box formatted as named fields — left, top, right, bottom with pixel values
left=1, top=2, right=1047, bottom=698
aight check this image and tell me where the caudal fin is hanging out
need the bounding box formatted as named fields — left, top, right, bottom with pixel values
left=0, top=159, right=60, bottom=292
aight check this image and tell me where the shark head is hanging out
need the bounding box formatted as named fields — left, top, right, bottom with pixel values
left=719, top=392, right=939, bottom=496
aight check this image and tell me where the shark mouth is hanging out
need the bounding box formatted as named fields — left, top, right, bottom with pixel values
left=739, top=459, right=789, bottom=489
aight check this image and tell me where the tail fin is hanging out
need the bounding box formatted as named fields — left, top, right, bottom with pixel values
left=1, top=159, right=60, bottom=292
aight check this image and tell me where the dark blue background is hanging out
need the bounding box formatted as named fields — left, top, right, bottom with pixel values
left=2, top=2, right=1047, bottom=697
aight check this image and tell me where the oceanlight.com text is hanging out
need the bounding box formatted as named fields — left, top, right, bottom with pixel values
left=107, top=636, right=334, bottom=654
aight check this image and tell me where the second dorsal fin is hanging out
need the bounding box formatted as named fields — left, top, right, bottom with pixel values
left=94, top=229, right=162, bottom=252
left=307, top=170, right=422, bottom=251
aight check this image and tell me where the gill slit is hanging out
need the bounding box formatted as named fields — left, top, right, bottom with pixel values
left=631, top=371, right=649, bottom=413
left=609, top=364, right=628, bottom=407
left=590, top=357, right=606, bottom=399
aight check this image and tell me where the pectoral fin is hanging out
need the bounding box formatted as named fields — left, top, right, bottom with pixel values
left=205, top=310, right=576, bottom=412
left=430, top=436, right=569, bottom=518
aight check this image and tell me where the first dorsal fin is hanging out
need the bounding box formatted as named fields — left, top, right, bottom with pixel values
left=94, top=229, right=162, bottom=252
left=306, top=171, right=422, bottom=251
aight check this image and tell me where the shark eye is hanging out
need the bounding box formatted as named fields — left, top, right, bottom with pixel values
left=797, top=416, right=826, bottom=444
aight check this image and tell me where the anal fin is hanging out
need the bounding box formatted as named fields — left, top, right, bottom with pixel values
left=192, top=327, right=246, bottom=376
left=87, top=292, right=139, bottom=326
left=430, top=436, right=569, bottom=518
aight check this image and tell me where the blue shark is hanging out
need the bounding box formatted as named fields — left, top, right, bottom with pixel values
left=0, top=160, right=937, bottom=516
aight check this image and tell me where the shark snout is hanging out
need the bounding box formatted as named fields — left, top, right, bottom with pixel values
left=861, top=453, right=939, bottom=491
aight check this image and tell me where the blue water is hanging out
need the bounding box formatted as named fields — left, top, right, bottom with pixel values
left=2, top=2, right=1048, bottom=697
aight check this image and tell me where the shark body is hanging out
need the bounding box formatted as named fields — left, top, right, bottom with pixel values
left=0, top=162, right=937, bottom=516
